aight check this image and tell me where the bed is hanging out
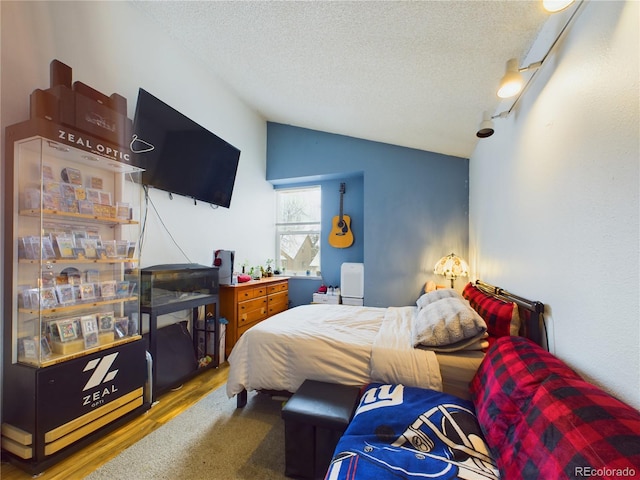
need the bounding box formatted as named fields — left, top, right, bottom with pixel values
left=226, top=280, right=544, bottom=408
left=326, top=338, right=640, bottom=480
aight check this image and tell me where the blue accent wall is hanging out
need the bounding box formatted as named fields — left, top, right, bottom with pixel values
left=267, top=123, right=469, bottom=307
left=287, top=277, right=323, bottom=308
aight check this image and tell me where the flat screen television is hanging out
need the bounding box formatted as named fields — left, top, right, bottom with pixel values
left=130, top=88, right=240, bottom=208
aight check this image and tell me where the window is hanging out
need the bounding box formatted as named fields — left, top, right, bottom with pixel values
left=276, top=186, right=321, bottom=275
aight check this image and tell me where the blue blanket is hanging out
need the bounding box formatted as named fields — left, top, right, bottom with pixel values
left=326, top=383, right=499, bottom=480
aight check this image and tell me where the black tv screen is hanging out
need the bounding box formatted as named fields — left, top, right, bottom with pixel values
left=131, top=88, right=240, bottom=208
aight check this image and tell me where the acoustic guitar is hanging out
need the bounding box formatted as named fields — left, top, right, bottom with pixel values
left=329, top=183, right=354, bottom=248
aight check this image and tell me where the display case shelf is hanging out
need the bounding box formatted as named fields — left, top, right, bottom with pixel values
left=20, top=258, right=138, bottom=265
left=19, top=295, right=139, bottom=315
left=21, top=335, right=141, bottom=368
left=19, top=208, right=140, bottom=225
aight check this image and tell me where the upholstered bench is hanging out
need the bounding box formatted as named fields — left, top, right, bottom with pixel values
left=281, top=379, right=361, bottom=479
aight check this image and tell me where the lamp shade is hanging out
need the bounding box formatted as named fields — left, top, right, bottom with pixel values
left=543, top=0, right=574, bottom=12
left=434, top=253, right=469, bottom=286
left=476, top=111, right=495, bottom=138
left=497, top=58, right=524, bottom=99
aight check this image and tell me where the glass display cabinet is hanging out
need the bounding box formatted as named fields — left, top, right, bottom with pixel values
left=1, top=118, right=149, bottom=474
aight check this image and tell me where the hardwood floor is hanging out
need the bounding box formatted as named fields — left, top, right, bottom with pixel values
left=1, top=363, right=230, bottom=480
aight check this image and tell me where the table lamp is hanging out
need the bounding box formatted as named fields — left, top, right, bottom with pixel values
left=434, top=253, right=469, bottom=288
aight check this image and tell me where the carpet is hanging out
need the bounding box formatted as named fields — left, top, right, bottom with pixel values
left=85, top=388, right=288, bottom=480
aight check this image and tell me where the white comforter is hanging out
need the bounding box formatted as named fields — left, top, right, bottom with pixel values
left=226, top=304, right=442, bottom=398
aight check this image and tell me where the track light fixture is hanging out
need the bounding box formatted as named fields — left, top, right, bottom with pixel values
left=543, top=0, right=574, bottom=13
left=476, top=111, right=509, bottom=138
left=477, top=0, right=583, bottom=139
left=497, top=59, right=524, bottom=99
left=476, top=111, right=495, bottom=138
left=497, top=58, right=543, bottom=99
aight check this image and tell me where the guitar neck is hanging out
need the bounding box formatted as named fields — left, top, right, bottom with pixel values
left=338, top=182, right=345, bottom=221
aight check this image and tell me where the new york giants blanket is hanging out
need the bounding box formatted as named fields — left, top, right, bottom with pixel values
left=326, top=383, right=498, bottom=480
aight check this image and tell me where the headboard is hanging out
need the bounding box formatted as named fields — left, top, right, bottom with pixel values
left=474, top=280, right=546, bottom=348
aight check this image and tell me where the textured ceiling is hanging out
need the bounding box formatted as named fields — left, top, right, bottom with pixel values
left=131, top=1, right=551, bottom=158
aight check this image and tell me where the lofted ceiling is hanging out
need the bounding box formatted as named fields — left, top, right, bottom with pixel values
left=130, top=0, right=552, bottom=159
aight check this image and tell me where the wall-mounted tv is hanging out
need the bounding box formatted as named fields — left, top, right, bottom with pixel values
left=131, top=88, right=240, bottom=208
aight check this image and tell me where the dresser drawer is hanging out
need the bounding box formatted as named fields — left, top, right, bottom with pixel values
left=268, top=290, right=288, bottom=305
left=268, top=291, right=288, bottom=316
left=238, top=308, right=267, bottom=328
left=267, top=282, right=288, bottom=295
left=238, top=297, right=267, bottom=326
left=238, top=296, right=266, bottom=316
left=268, top=303, right=288, bottom=316
left=237, top=285, right=266, bottom=301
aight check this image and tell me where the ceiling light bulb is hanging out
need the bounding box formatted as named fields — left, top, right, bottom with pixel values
left=476, top=111, right=495, bottom=138
left=543, top=0, right=574, bottom=13
left=497, top=58, right=524, bottom=99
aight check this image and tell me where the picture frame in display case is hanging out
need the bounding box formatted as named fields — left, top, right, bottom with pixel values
left=55, top=318, right=79, bottom=342
left=98, top=311, right=114, bottom=333
left=100, top=280, right=117, bottom=299
left=42, top=236, right=56, bottom=259
left=21, top=337, right=38, bottom=359
left=80, top=314, right=99, bottom=349
left=103, top=240, right=117, bottom=258
left=116, top=281, right=130, bottom=298
left=54, top=235, right=76, bottom=259
left=79, top=283, right=96, bottom=301
left=86, top=188, right=101, bottom=204
left=39, top=287, right=58, bottom=309
left=80, top=238, right=99, bottom=259
left=78, top=200, right=94, bottom=215
left=40, top=336, right=52, bottom=358
left=55, top=284, right=75, bottom=305
left=61, top=166, right=82, bottom=185
left=114, top=316, right=129, bottom=338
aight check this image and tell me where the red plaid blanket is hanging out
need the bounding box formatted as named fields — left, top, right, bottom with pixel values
left=470, top=336, right=640, bottom=479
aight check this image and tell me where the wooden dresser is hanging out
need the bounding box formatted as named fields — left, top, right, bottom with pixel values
left=219, top=277, right=289, bottom=358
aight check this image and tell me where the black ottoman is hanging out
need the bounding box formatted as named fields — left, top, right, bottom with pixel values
left=281, top=380, right=361, bottom=479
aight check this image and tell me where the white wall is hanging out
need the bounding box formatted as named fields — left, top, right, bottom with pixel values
left=0, top=1, right=276, bottom=270
left=470, top=1, right=639, bottom=409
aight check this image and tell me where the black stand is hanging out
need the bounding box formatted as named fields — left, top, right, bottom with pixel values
left=141, top=294, right=219, bottom=403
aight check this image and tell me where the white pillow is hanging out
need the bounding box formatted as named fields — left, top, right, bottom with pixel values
left=416, top=288, right=463, bottom=310
left=412, top=297, right=487, bottom=347
left=418, top=332, right=489, bottom=353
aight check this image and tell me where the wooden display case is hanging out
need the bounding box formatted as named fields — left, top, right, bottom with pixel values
left=1, top=119, right=149, bottom=474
